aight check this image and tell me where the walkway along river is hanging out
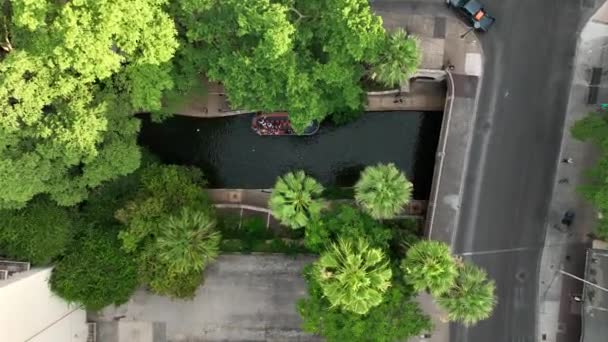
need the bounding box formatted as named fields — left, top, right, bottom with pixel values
left=139, top=111, right=442, bottom=200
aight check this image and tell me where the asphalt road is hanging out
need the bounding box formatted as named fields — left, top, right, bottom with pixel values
left=452, top=0, right=597, bottom=342
left=373, top=0, right=599, bottom=341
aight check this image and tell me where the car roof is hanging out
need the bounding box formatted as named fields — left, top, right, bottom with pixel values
left=463, top=0, right=483, bottom=15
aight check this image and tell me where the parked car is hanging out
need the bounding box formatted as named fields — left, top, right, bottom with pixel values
left=446, top=0, right=495, bottom=32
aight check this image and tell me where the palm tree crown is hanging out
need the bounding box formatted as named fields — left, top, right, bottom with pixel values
left=269, top=170, right=324, bottom=229
left=157, top=208, right=221, bottom=275
left=315, top=238, right=392, bottom=315
left=354, top=163, right=412, bottom=219
left=400, top=240, right=457, bottom=296
left=371, top=28, right=421, bottom=88
left=437, top=262, right=497, bottom=326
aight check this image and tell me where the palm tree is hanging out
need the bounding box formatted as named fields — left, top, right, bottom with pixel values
left=315, top=238, right=392, bottom=315
left=437, top=262, right=497, bottom=326
left=157, top=208, right=221, bottom=275
left=370, top=28, right=421, bottom=88
left=354, top=163, right=412, bottom=219
left=269, top=170, right=324, bottom=229
left=400, top=240, right=457, bottom=296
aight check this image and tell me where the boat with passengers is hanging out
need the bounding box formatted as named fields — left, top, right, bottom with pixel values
left=251, top=112, right=319, bottom=136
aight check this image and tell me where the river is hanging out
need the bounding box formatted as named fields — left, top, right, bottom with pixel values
left=139, top=111, right=442, bottom=199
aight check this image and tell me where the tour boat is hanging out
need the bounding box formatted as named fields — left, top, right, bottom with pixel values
left=251, top=112, right=319, bottom=136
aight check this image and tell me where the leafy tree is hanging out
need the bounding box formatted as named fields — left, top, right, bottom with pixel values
left=437, top=262, right=497, bottom=326
left=0, top=0, right=177, bottom=208
left=400, top=240, right=457, bottom=296
left=0, top=197, right=73, bottom=265
left=269, top=170, right=324, bottom=229
left=571, top=112, right=608, bottom=240
left=136, top=246, right=204, bottom=299
left=50, top=228, right=139, bottom=311
left=314, top=238, right=392, bottom=315
left=116, top=164, right=216, bottom=297
left=168, top=0, right=387, bottom=131
left=354, top=163, right=412, bottom=219
left=298, top=265, right=432, bottom=342
left=304, top=204, right=392, bottom=253
left=370, top=28, right=421, bottom=88
left=157, top=208, right=221, bottom=275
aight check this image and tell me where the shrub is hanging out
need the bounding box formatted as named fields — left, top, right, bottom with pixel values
left=298, top=266, right=432, bottom=341
left=0, top=198, right=74, bottom=265
left=50, top=228, right=138, bottom=311
left=116, top=164, right=217, bottom=298
left=304, top=205, right=392, bottom=253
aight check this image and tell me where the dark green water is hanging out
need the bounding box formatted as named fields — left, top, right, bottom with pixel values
left=139, top=111, right=442, bottom=199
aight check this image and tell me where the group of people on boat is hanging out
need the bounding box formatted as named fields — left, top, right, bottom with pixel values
left=255, top=116, right=294, bottom=135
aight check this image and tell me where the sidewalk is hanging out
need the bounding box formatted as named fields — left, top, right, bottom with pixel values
left=537, top=3, right=608, bottom=342
left=373, top=4, right=484, bottom=342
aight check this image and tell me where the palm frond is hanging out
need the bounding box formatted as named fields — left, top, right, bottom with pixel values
left=314, top=237, right=392, bottom=315
left=355, top=163, right=412, bottom=219
left=269, top=170, right=324, bottom=229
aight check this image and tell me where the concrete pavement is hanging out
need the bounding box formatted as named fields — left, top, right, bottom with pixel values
left=94, top=255, right=319, bottom=342
left=448, top=0, right=605, bottom=341
left=538, top=5, right=608, bottom=341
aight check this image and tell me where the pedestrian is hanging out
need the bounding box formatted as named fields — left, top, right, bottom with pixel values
left=558, top=178, right=569, bottom=184
left=562, top=157, right=573, bottom=164
left=561, top=210, right=575, bottom=227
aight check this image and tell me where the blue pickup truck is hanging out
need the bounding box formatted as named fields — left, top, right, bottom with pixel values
left=446, top=0, right=495, bottom=32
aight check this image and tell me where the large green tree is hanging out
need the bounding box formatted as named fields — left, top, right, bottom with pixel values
left=157, top=208, right=221, bottom=275
left=370, top=28, right=421, bottom=88
left=116, top=164, right=217, bottom=298
left=437, top=262, right=497, bottom=326
left=400, top=240, right=458, bottom=296
left=50, top=227, right=139, bottom=311
left=269, top=170, right=324, bottom=229
left=168, top=0, right=389, bottom=131
left=0, top=197, right=74, bottom=264
left=298, top=265, right=432, bottom=342
left=0, top=0, right=177, bottom=208
left=314, top=238, right=392, bottom=315
left=354, top=163, right=412, bottom=219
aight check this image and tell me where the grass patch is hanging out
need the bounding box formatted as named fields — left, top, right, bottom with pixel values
left=322, top=187, right=355, bottom=200
left=217, top=215, right=310, bottom=254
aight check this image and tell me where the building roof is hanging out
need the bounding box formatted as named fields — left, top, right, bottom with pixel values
left=581, top=248, right=608, bottom=342
left=0, top=267, right=88, bottom=342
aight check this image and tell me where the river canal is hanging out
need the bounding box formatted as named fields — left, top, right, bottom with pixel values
left=139, top=111, right=442, bottom=200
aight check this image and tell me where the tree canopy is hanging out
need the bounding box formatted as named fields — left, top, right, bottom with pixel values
left=355, top=163, right=413, bottom=219
left=298, top=265, right=431, bottom=342
left=169, top=0, right=392, bottom=131
left=269, top=170, right=324, bottom=229
left=49, top=227, right=139, bottom=311
left=314, top=238, right=392, bottom=315
left=304, top=204, right=392, bottom=253
left=0, top=0, right=178, bottom=208
left=116, top=164, right=217, bottom=298
left=437, top=262, right=497, bottom=326
left=0, top=197, right=73, bottom=264
left=400, top=240, right=458, bottom=296
left=370, top=28, right=421, bottom=88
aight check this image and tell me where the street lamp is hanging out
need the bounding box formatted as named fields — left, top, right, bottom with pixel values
left=559, top=269, right=608, bottom=293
